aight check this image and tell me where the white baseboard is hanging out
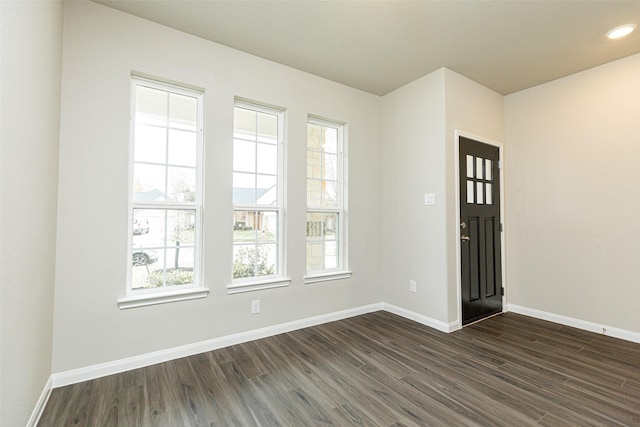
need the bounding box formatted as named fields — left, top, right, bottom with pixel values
left=382, top=303, right=459, bottom=332
left=507, top=304, right=640, bottom=344
left=27, top=376, right=53, bottom=427
left=52, top=302, right=383, bottom=388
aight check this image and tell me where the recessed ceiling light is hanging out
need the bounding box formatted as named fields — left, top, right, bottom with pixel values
left=606, top=24, right=636, bottom=39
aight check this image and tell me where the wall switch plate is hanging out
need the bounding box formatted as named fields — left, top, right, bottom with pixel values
left=409, top=280, right=417, bottom=293
left=251, top=300, right=260, bottom=314
left=424, top=193, right=435, bottom=205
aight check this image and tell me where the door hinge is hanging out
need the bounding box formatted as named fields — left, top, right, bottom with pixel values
left=499, top=223, right=503, bottom=232
left=501, top=287, right=505, bottom=296
left=498, top=160, right=503, bottom=169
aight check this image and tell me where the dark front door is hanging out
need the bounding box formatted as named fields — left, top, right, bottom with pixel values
left=459, top=137, right=502, bottom=325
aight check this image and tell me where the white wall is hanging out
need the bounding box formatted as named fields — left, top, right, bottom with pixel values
left=380, top=70, right=449, bottom=321
left=380, top=68, right=504, bottom=326
left=0, top=0, right=62, bottom=425
left=505, top=53, right=640, bottom=333
left=53, top=1, right=382, bottom=373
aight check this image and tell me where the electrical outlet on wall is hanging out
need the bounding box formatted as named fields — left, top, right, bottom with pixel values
left=409, top=280, right=417, bottom=293
left=251, top=300, right=260, bottom=314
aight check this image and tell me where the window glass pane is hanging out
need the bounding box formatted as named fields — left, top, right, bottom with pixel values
left=323, top=127, right=338, bottom=154
left=466, top=155, right=474, bottom=178
left=133, top=163, right=166, bottom=201
left=131, top=208, right=196, bottom=290
left=306, top=212, right=338, bottom=240
left=486, top=183, right=493, bottom=205
left=232, top=210, right=278, bottom=280
left=306, top=242, right=323, bottom=272
left=467, top=180, right=474, bottom=204
left=324, top=241, right=337, bottom=269
left=257, top=143, right=277, bottom=175
left=324, top=213, right=338, bottom=240
left=168, top=167, right=196, bottom=202
left=169, top=93, right=197, bottom=131
left=233, top=107, right=256, bottom=140
left=256, top=244, right=277, bottom=276
left=136, top=86, right=167, bottom=126
left=233, top=244, right=256, bottom=279
left=233, top=211, right=278, bottom=243
left=256, top=175, right=277, bottom=205
left=132, top=208, right=163, bottom=246
left=167, top=209, right=195, bottom=244
left=233, top=173, right=256, bottom=205
left=257, top=112, right=278, bottom=144
left=306, top=212, right=323, bottom=241
left=307, top=150, right=322, bottom=179
left=307, top=179, right=322, bottom=208
left=476, top=157, right=483, bottom=179
left=307, top=124, right=322, bottom=150
left=485, top=159, right=493, bottom=181
left=257, top=211, right=278, bottom=242
left=168, top=129, right=197, bottom=167
left=306, top=212, right=339, bottom=272
left=306, top=211, right=339, bottom=272
left=323, top=181, right=338, bottom=208
left=477, top=182, right=484, bottom=204
left=324, top=153, right=338, bottom=180
left=233, top=211, right=257, bottom=242
left=232, top=244, right=277, bottom=279
left=233, top=139, right=256, bottom=173
left=134, top=124, right=166, bottom=164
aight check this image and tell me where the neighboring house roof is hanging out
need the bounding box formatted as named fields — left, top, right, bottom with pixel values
left=233, top=187, right=272, bottom=205
left=134, top=188, right=166, bottom=202
left=134, top=187, right=276, bottom=204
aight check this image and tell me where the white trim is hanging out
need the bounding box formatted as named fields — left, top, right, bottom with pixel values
left=508, top=304, right=640, bottom=344
left=118, top=287, right=209, bottom=309
left=27, top=376, right=53, bottom=427
left=131, top=71, right=205, bottom=93
left=382, top=303, right=459, bottom=333
left=227, top=277, right=292, bottom=294
left=304, top=270, right=352, bottom=284
left=52, top=303, right=383, bottom=388
left=454, top=130, right=507, bottom=327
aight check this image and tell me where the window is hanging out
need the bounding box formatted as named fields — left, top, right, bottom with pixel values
left=305, top=118, right=350, bottom=283
left=230, top=101, right=289, bottom=293
left=120, top=76, right=207, bottom=308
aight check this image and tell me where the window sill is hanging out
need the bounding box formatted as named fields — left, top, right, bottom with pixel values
left=304, top=270, right=353, bottom=284
left=227, top=277, right=292, bottom=294
left=118, top=287, right=209, bottom=309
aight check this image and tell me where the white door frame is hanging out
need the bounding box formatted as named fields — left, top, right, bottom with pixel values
left=454, top=130, right=507, bottom=329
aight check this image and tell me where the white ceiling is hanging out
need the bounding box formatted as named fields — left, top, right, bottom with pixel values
left=94, top=0, right=640, bottom=96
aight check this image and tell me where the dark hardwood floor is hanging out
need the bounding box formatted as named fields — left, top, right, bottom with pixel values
left=38, top=311, right=640, bottom=426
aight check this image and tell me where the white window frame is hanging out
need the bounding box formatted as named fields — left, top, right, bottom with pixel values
left=304, top=116, right=351, bottom=284
left=118, top=75, right=208, bottom=309
left=228, top=100, right=290, bottom=294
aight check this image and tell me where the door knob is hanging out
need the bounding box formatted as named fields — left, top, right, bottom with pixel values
left=460, top=235, right=470, bottom=242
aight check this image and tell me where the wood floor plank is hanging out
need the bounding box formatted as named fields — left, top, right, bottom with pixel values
left=119, top=384, right=145, bottom=427
left=39, top=311, right=640, bottom=426
left=85, top=374, right=120, bottom=427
